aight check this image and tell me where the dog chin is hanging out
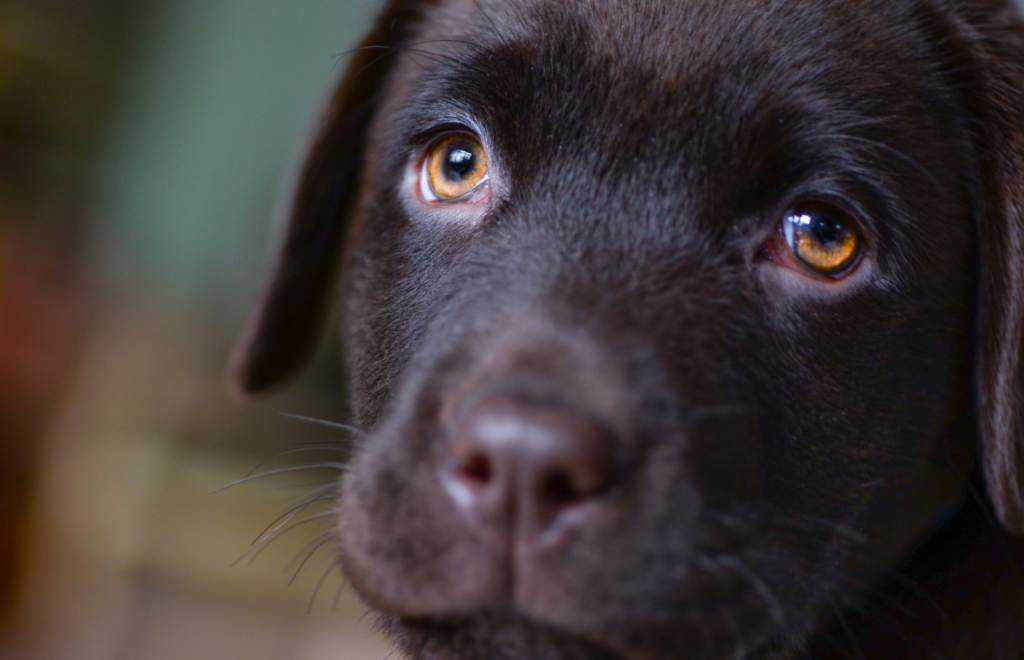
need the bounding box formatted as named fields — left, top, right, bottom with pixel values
left=373, top=606, right=797, bottom=660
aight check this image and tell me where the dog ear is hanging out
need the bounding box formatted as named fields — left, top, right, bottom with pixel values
left=946, top=2, right=1024, bottom=534
left=230, top=1, right=423, bottom=397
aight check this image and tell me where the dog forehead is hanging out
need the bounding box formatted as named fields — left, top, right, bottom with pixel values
left=386, top=0, right=948, bottom=199
left=359, top=0, right=966, bottom=259
left=411, top=0, right=921, bottom=84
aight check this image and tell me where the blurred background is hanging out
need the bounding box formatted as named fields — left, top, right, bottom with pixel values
left=0, top=0, right=395, bottom=658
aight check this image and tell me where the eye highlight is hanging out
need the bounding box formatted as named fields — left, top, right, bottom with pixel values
left=421, top=134, right=489, bottom=202
left=781, top=203, right=861, bottom=276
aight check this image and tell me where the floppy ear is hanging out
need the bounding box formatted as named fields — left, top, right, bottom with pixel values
left=230, top=1, right=423, bottom=396
left=945, top=1, right=1024, bottom=534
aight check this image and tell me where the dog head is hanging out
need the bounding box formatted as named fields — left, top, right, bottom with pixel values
left=232, top=0, right=1024, bottom=658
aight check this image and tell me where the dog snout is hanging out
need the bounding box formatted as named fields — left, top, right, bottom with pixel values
left=445, top=398, right=614, bottom=541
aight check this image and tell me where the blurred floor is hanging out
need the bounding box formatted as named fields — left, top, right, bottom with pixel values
left=0, top=0, right=397, bottom=658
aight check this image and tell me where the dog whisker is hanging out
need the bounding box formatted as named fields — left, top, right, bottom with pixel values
left=310, top=558, right=344, bottom=614
left=824, top=578, right=952, bottom=660
left=743, top=551, right=952, bottom=660
left=287, top=439, right=355, bottom=447
left=214, top=463, right=349, bottom=494
left=728, top=556, right=786, bottom=628
left=334, top=578, right=347, bottom=612
left=715, top=507, right=867, bottom=545
left=233, top=512, right=337, bottom=567
left=279, top=412, right=366, bottom=435
left=406, top=37, right=488, bottom=53
left=252, top=487, right=337, bottom=546
left=244, top=446, right=352, bottom=479
left=352, top=47, right=399, bottom=80
left=331, top=43, right=394, bottom=64
left=772, top=512, right=867, bottom=545
left=288, top=533, right=338, bottom=586
left=695, top=552, right=786, bottom=655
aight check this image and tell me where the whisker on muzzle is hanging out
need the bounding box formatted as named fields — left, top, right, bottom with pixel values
left=279, top=412, right=367, bottom=436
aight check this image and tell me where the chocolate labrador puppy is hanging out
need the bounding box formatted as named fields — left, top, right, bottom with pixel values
left=231, top=0, right=1024, bottom=658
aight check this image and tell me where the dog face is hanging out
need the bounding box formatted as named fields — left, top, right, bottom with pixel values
left=232, top=0, right=1024, bottom=658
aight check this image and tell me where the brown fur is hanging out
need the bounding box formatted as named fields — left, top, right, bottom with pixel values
left=233, top=0, right=1024, bottom=658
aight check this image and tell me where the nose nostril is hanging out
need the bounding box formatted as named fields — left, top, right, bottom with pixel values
left=542, top=471, right=581, bottom=505
left=457, top=452, right=493, bottom=487
left=448, top=397, right=614, bottom=536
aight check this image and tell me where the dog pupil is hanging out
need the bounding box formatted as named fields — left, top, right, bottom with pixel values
left=444, top=146, right=475, bottom=181
left=812, top=214, right=843, bottom=245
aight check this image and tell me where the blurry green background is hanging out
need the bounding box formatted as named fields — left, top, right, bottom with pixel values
left=0, top=1, right=396, bottom=658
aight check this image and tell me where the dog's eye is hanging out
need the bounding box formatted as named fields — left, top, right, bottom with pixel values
left=421, top=134, right=489, bottom=202
left=781, top=203, right=861, bottom=276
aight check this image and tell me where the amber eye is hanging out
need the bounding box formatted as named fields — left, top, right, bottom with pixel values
left=423, top=134, right=488, bottom=201
left=781, top=203, right=861, bottom=276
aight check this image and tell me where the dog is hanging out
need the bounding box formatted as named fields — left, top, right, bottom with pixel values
left=231, top=0, right=1024, bottom=658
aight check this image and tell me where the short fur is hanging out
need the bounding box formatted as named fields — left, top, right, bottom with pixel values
left=233, top=0, right=1024, bottom=658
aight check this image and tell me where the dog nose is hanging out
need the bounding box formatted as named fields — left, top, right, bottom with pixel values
left=446, top=398, right=613, bottom=539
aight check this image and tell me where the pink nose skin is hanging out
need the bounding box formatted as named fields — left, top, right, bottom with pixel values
left=445, top=398, right=614, bottom=542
